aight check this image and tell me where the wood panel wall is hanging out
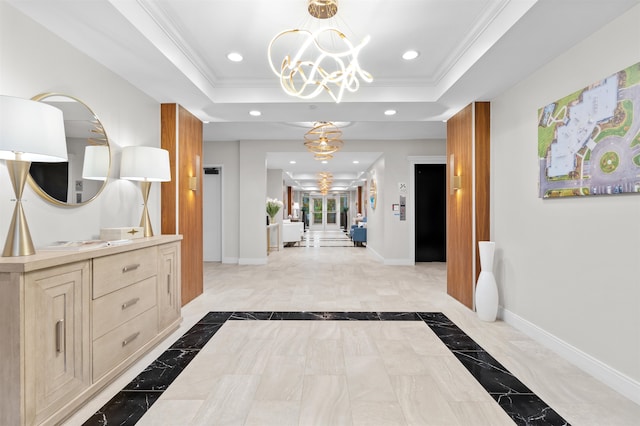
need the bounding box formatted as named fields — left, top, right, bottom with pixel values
left=474, top=102, right=491, bottom=281
left=160, top=104, right=203, bottom=306
left=447, top=104, right=474, bottom=308
left=160, top=104, right=177, bottom=234
left=446, top=102, right=490, bottom=309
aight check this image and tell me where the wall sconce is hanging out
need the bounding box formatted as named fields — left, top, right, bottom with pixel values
left=452, top=175, right=462, bottom=191
left=188, top=176, right=198, bottom=191
left=188, top=154, right=200, bottom=192
left=0, top=96, right=67, bottom=256
left=450, top=154, right=462, bottom=194
left=120, top=146, right=171, bottom=237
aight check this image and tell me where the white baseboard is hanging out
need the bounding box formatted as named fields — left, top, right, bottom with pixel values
left=366, top=246, right=384, bottom=261
left=238, top=258, right=267, bottom=265
left=500, top=307, right=640, bottom=405
left=222, top=257, right=238, bottom=264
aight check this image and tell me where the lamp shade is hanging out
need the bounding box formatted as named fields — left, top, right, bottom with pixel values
left=120, top=146, right=171, bottom=182
left=82, top=145, right=110, bottom=180
left=0, top=95, right=67, bottom=162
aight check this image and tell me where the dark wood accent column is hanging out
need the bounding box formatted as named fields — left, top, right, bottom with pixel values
left=357, top=186, right=362, bottom=214
left=446, top=102, right=490, bottom=309
left=161, top=104, right=203, bottom=306
left=474, top=103, right=491, bottom=281
left=287, top=186, right=293, bottom=216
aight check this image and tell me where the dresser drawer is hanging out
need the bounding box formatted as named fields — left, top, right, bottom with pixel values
left=92, top=276, right=157, bottom=339
left=92, top=307, right=158, bottom=381
left=93, top=247, right=157, bottom=298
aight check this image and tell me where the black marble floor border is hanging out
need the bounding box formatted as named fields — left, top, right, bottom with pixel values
left=83, top=312, right=569, bottom=426
left=419, top=313, right=570, bottom=426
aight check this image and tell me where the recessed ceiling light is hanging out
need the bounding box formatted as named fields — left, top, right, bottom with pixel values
left=227, top=52, right=243, bottom=62
left=249, top=110, right=261, bottom=117
left=321, top=160, right=328, bottom=164
left=402, top=50, right=419, bottom=60
left=353, top=160, right=359, bottom=164
left=289, top=160, right=296, bottom=164
left=384, top=109, right=397, bottom=116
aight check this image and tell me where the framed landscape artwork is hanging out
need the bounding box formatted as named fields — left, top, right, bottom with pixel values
left=538, top=62, right=640, bottom=198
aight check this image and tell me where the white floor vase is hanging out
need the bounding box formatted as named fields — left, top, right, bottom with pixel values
left=476, top=241, right=498, bottom=322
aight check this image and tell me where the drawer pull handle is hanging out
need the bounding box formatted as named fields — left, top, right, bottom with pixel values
left=122, top=264, right=140, bottom=273
left=121, top=297, right=140, bottom=310
left=122, top=332, right=140, bottom=347
left=55, top=319, right=65, bottom=353
left=167, top=274, right=171, bottom=294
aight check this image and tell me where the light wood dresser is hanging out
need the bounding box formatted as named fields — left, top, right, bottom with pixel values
left=0, top=235, right=182, bottom=426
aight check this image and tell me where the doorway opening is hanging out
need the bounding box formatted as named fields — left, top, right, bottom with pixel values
left=203, top=167, right=222, bottom=262
left=414, top=164, right=446, bottom=262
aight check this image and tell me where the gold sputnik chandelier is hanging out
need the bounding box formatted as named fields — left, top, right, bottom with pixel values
left=304, top=121, right=344, bottom=160
left=317, top=172, right=333, bottom=195
left=268, top=0, right=373, bottom=103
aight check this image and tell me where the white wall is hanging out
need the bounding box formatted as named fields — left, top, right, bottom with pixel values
left=0, top=3, right=161, bottom=246
left=237, top=140, right=270, bottom=264
left=365, top=156, right=385, bottom=260
left=360, top=139, right=448, bottom=263
left=380, top=140, right=447, bottom=264
left=492, top=4, right=640, bottom=400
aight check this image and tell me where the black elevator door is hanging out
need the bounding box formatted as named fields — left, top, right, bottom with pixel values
left=415, top=164, right=446, bottom=262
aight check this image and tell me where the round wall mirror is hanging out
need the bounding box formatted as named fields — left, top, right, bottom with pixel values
left=28, top=93, right=110, bottom=207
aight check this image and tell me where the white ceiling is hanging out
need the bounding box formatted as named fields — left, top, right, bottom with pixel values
left=7, top=0, right=639, bottom=190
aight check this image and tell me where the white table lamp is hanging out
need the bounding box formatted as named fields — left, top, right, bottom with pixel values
left=82, top=145, right=110, bottom=181
left=0, top=96, right=67, bottom=256
left=120, top=146, right=171, bottom=237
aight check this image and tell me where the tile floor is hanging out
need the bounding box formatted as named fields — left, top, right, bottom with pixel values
left=66, top=231, right=640, bottom=425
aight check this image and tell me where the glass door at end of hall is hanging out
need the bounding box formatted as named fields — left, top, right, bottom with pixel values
left=309, top=195, right=339, bottom=230
left=326, top=196, right=338, bottom=227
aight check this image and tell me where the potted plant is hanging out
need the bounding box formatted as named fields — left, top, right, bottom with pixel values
left=266, top=198, right=283, bottom=224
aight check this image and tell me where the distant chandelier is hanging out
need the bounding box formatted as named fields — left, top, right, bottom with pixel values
left=304, top=121, right=344, bottom=160
left=318, top=172, right=333, bottom=195
left=268, top=0, right=373, bottom=103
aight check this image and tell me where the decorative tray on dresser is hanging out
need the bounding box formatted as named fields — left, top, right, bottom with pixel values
left=0, top=235, right=182, bottom=426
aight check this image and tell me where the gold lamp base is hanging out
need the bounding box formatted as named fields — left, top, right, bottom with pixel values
left=139, top=180, right=154, bottom=237
left=3, top=160, right=36, bottom=257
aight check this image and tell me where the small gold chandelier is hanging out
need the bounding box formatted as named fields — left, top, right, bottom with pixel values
left=268, top=0, right=373, bottom=103
left=317, top=172, right=333, bottom=195
left=304, top=121, right=344, bottom=161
